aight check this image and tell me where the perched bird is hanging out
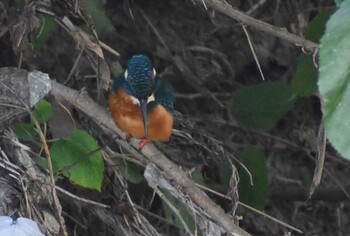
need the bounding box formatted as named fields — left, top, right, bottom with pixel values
left=109, top=55, right=174, bottom=145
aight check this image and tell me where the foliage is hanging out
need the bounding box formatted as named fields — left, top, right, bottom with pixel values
left=33, top=99, right=53, bottom=123
left=50, top=129, right=104, bottom=191
left=113, top=158, right=143, bottom=184
left=292, top=9, right=334, bottom=97
left=191, top=168, right=205, bottom=186
left=160, top=169, right=204, bottom=236
left=231, top=81, right=294, bottom=131
left=14, top=121, right=37, bottom=140
left=162, top=190, right=198, bottom=236
left=14, top=99, right=53, bottom=140
left=335, top=0, right=345, bottom=6
left=33, top=16, right=56, bottom=50
left=231, top=9, right=334, bottom=132
left=218, top=162, right=234, bottom=190
left=236, top=147, right=268, bottom=210
left=83, top=0, right=114, bottom=33
left=318, top=0, right=350, bottom=160
left=300, top=166, right=312, bottom=189
left=161, top=169, right=204, bottom=235
left=29, top=0, right=112, bottom=49
left=14, top=100, right=104, bottom=191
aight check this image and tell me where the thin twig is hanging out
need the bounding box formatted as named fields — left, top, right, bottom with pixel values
left=65, top=47, right=84, bottom=85
left=33, top=118, right=68, bottom=236
left=185, top=45, right=236, bottom=83
left=195, top=183, right=303, bottom=234
left=238, top=202, right=303, bottom=234
left=246, top=0, right=267, bottom=15
left=55, top=186, right=109, bottom=208
left=140, top=9, right=225, bottom=108
left=99, top=40, right=120, bottom=57
left=309, top=122, right=326, bottom=198
left=135, top=205, right=180, bottom=228
left=241, top=24, right=265, bottom=81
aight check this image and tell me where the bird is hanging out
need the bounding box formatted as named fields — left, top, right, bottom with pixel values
left=109, top=55, right=174, bottom=147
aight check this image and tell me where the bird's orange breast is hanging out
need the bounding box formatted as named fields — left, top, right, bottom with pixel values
left=109, top=88, right=173, bottom=141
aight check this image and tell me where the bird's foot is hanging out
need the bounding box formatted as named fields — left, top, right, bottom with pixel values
left=138, top=139, right=149, bottom=151
left=125, top=133, right=132, bottom=142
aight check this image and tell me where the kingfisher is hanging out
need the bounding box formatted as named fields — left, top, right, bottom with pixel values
left=109, top=55, right=174, bottom=147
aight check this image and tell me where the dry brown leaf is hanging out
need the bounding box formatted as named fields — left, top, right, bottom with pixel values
left=60, top=16, right=111, bottom=89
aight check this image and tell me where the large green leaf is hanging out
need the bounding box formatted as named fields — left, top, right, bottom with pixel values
left=50, top=129, right=104, bottom=191
left=318, top=0, right=350, bottom=159
left=236, top=147, right=268, bottom=210
left=292, top=9, right=334, bottom=97
left=335, top=0, right=345, bottom=6
left=231, top=81, right=294, bottom=131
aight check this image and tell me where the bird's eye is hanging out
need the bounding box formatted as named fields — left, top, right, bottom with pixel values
left=124, top=70, right=128, bottom=80
left=152, top=68, right=156, bottom=79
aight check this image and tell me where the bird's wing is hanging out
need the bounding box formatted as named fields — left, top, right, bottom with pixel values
left=154, top=78, right=174, bottom=115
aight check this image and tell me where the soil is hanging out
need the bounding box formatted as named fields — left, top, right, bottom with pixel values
left=1, top=0, right=349, bottom=236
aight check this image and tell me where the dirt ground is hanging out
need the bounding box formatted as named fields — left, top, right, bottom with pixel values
left=1, top=0, right=350, bottom=236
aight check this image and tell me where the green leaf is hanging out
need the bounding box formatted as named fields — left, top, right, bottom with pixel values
left=83, top=0, right=114, bottom=33
left=113, top=158, right=143, bottom=184
left=14, top=121, right=37, bottom=140
left=318, top=0, right=350, bottom=159
left=33, top=16, right=56, bottom=50
left=191, top=169, right=205, bottom=186
left=33, top=99, right=53, bottom=124
left=50, top=129, right=104, bottom=191
left=14, top=99, right=52, bottom=140
left=292, top=9, right=334, bottom=97
left=305, top=9, right=335, bottom=42
left=231, top=81, right=294, bottom=131
left=218, top=163, right=233, bottom=190
left=236, top=147, right=268, bottom=210
left=32, top=156, right=49, bottom=170
left=292, top=54, right=318, bottom=97
left=300, top=166, right=312, bottom=189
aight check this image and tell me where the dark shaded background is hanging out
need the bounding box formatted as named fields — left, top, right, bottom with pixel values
left=1, top=0, right=350, bottom=235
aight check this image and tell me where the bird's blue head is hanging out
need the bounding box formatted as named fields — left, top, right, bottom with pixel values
left=124, top=55, right=155, bottom=100
left=124, top=55, right=156, bottom=139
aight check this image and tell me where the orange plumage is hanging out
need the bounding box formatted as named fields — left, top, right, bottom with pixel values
left=109, top=88, right=173, bottom=141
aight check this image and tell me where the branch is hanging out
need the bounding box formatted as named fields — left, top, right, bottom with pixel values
left=192, top=0, right=319, bottom=51
left=50, top=81, right=251, bottom=236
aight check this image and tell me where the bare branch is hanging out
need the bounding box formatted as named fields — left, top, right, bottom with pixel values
left=50, top=81, right=251, bottom=236
left=192, top=0, right=318, bottom=51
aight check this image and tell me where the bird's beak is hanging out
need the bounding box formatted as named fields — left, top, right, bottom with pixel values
left=139, top=99, right=149, bottom=139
